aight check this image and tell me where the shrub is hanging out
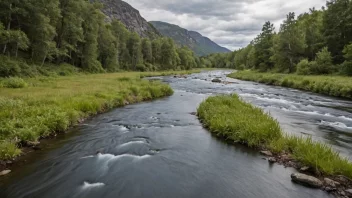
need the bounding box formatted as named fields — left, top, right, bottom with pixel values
left=2, top=77, right=28, bottom=88
left=311, top=47, right=334, bottom=74
left=296, top=59, right=311, bottom=75
left=341, top=61, right=352, bottom=76
left=136, top=63, right=147, bottom=71
left=0, top=55, right=22, bottom=77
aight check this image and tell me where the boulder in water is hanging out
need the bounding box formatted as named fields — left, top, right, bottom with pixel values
left=291, top=173, right=323, bottom=188
left=212, top=79, right=222, bottom=83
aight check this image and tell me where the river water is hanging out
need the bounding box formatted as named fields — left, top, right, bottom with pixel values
left=3, top=70, right=352, bottom=198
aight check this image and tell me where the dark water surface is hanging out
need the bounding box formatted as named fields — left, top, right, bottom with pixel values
left=3, top=70, right=349, bottom=198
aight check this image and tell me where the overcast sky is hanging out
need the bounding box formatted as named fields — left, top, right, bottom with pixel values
left=123, top=0, right=326, bottom=50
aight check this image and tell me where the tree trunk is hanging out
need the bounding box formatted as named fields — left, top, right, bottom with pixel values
left=3, top=4, right=12, bottom=54
left=15, top=43, right=18, bottom=57
left=41, top=53, right=47, bottom=67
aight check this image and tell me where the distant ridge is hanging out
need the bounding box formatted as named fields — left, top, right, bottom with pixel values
left=150, top=21, right=231, bottom=56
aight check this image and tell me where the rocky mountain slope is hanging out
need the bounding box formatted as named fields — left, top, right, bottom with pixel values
left=150, top=21, right=231, bottom=56
left=98, top=0, right=160, bottom=38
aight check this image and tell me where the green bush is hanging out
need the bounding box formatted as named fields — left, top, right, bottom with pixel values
left=296, top=59, right=311, bottom=75
left=136, top=63, right=147, bottom=71
left=311, top=47, right=334, bottom=74
left=0, top=55, right=22, bottom=77
left=2, top=77, right=28, bottom=88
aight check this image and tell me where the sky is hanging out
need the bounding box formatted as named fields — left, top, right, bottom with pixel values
left=123, top=0, right=327, bottom=50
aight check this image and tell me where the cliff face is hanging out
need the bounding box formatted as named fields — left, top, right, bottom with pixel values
left=98, top=0, right=160, bottom=38
left=150, top=21, right=231, bottom=56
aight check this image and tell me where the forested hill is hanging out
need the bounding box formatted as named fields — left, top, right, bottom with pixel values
left=97, top=0, right=160, bottom=39
left=0, top=0, right=203, bottom=77
left=150, top=21, right=231, bottom=56
left=203, top=0, right=352, bottom=76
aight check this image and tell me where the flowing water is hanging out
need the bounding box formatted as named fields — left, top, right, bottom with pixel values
left=4, top=70, right=352, bottom=198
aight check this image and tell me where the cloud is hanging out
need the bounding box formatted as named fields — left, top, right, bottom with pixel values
left=124, top=0, right=326, bottom=50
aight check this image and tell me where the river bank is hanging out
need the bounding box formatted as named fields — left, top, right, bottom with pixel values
left=229, top=71, right=352, bottom=99
left=197, top=94, right=352, bottom=197
left=1, top=70, right=331, bottom=198
left=0, top=70, right=209, bottom=166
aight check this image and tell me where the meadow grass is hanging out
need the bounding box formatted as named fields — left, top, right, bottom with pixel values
left=197, top=94, right=352, bottom=178
left=0, top=71, right=184, bottom=160
left=229, top=70, right=352, bottom=99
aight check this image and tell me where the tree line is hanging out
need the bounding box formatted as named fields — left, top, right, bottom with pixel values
left=203, top=0, right=352, bottom=76
left=0, top=0, right=201, bottom=77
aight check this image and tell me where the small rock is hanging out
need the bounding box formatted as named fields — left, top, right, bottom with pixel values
left=190, top=112, right=197, bottom=116
left=324, top=187, right=336, bottom=192
left=6, top=160, right=13, bottom=164
left=291, top=173, right=323, bottom=188
left=324, top=178, right=340, bottom=188
left=212, top=79, right=222, bottom=83
left=345, top=189, right=352, bottom=196
left=340, top=191, right=346, bottom=196
left=268, top=157, right=277, bottom=163
left=281, top=154, right=293, bottom=161
left=300, top=166, right=310, bottom=172
left=26, top=141, right=40, bottom=147
left=336, top=175, right=352, bottom=183
left=0, top=170, right=11, bottom=176
left=260, top=151, right=273, bottom=156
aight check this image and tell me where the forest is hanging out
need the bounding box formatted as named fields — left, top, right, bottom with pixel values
left=203, top=0, right=352, bottom=76
left=0, top=0, right=201, bottom=78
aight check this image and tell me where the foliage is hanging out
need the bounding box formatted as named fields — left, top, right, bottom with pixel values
left=202, top=1, right=352, bottom=76
left=198, top=94, right=352, bottom=177
left=296, top=59, right=311, bottom=75
left=0, top=1, right=201, bottom=76
left=1, top=77, right=27, bottom=88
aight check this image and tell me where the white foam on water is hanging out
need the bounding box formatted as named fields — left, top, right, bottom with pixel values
left=97, top=153, right=151, bottom=162
left=81, top=182, right=105, bottom=190
left=257, top=97, right=297, bottom=105
left=320, top=121, right=352, bottom=130
left=118, top=141, right=146, bottom=148
left=117, top=125, right=128, bottom=131
left=170, top=125, right=175, bottom=128
left=80, top=155, right=94, bottom=159
left=339, top=116, right=352, bottom=121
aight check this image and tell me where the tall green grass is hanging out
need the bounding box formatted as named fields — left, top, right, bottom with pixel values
left=229, top=71, right=352, bottom=99
left=0, top=72, right=175, bottom=160
left=197, top=94, right=352, bottom=178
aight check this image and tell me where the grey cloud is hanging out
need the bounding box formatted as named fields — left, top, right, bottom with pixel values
left=124, top=0, right=326, bottom=50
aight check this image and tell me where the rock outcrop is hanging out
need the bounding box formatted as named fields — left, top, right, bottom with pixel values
left=98, top=0, right=160, bottom=38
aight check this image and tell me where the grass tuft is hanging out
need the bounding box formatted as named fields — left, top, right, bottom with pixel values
left=197, top=94, right=352, bottom=178
left=1, top=77, right=28, bottom=88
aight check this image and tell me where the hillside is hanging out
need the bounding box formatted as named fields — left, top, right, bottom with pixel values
left=150, top=21, right=231, bottom=56
left=98, top=0, right=160, bottom=38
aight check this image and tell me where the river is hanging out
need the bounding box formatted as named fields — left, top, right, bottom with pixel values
left=3, top=69, right=350, bottom=198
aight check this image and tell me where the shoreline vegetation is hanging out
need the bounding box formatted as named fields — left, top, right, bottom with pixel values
left=229, top=71, right=352, bottom=99
left=197, top=94, right=352, bottom=195
left=0, top=70, right=207, bottom=162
